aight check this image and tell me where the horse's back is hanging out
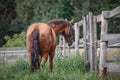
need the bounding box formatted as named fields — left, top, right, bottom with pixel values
left=27, top=23, right=50, bottom=36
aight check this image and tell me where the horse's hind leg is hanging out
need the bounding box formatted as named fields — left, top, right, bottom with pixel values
left=38, top=55, right=42, bottom=69
left=49, top=50, right=55, bottom=72
left=29, top=53, right=32, bottom=71
left=42, top=53, right=48, bottom=67
left=26, top=36, right=33, bottom=71
left=28, top=52, right=34, bottom=72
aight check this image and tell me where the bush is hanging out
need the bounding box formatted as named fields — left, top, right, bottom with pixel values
left=3, top=31, right=26, bottom=47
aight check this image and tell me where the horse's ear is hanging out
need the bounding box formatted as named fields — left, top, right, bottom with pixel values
left=69, top=18, right=74, bottom=25
left=65, top=18, right=68, bottom=21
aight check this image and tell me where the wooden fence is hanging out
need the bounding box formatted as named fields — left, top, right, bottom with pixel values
left=59, top=6, right=120, bottom=77
left=0, top=47, right=27, bottom=63
left=99, top=6, right=120, bottom=77
left=0, top=46, right=62, bottom=63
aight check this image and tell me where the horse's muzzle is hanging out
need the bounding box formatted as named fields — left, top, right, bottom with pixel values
left=68, top=41, right=73, bottom=46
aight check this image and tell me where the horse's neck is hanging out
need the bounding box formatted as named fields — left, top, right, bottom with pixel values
left=50, top=25, right=65, bottom=34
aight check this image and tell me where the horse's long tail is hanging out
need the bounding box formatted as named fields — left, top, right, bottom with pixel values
left=31, top=28, right=41, bottom=72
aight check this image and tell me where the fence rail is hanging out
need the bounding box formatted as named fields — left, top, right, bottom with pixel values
left=0, top=47, right=27, bottom=63
left=0, top=45, right=120, bottom=62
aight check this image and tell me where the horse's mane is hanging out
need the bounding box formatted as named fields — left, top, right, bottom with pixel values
left=47, top=19, right=69, bottom=26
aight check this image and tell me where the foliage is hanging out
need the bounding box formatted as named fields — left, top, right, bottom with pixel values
left=0, top=55, right=102, bottom=80
left=0, top=0, right=120, bottom=47
left=3, top=31, right=26, bottom=47
left=15, top=0, right=74, bottom=23
left=0, top=0, right=16, bottom=46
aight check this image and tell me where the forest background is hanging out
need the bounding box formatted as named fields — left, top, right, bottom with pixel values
left=0, top=0, right=120, bottom=47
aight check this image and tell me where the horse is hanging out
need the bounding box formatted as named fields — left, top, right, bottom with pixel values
left=26, top=19, right=74, bottom=72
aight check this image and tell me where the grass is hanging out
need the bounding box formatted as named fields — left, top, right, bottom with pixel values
left=0, top=55, right=111, bottom=80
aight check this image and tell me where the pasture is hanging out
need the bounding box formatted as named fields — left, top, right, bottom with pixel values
left=0, top=55, right=100, bottom=80
left=0, top=54, right=120, bottom=80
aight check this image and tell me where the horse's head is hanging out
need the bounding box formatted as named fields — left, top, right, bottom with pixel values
left=47, top=19, right=74, bottom=46
left=62, top=19, right=74, bottom=46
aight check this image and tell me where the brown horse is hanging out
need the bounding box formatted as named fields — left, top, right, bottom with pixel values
left=26, top=23, right=56, bottom=72
left=26, top=19, right=74, bottom=72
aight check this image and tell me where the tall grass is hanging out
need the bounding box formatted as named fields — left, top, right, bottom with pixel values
left=0, top=55, right=101, bottom=80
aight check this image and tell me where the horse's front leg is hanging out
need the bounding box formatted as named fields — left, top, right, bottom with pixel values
left=49, top=50, right=55, bottom=72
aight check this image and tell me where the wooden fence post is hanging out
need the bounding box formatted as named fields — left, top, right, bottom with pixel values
left=93, top=16, right=98, bottom=71
left=74, top=23, right=79, bottom=54
left=62, top=36, right=66, bottom=56
left=59, top=35, right=62, bottom=55
left=99, top=11, right=108, bottom=77
left=67, top=45, right=70, bottom=57
left=89, top=12, right=97, bottom=72
left=59, top=35, right=70, bottom=57
left=83, top=15, right=90, bottom=70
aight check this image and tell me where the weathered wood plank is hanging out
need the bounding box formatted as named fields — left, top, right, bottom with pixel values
left=103, top=6, right=120, bottom=18
left=110, top=6, right=120, bottom=17
left=83, top=16, right=90, bottom=70
left=107, top=57, right=120, bottom=61
left=96, top=15, right=101, bottom=22
left=107, top=63, right=120, bottom=72
left=93, top=16, right=98, bottom=71
left=74, top=23, right=79, bottom=54
left=62, top=36, right=66, bottom=56
left=114, top=14, right=120, bottom=18
left=103, top=11, right=111, bottom=18
left=99, top=11, right=108, bottom=77
left=0, top=50, right=27, bottom=53
left=89, top=12, right=98, bottom=72
left=101, top=34, right=120, bottom=44
left=0, top=52, right=27, bottom=63
left=89, top=12, right=94, bottom=72
left=58, top=35, right=63, bottom=55
left=89, top=12, right=93, bottom=72
left=77, top=20, right=83, bottom=27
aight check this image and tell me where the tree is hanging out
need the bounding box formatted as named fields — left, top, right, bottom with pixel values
left=0, top=0, right=16, bottom=46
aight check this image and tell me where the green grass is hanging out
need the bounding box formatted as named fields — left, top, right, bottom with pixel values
left=0, top=55, right=102, bottom=80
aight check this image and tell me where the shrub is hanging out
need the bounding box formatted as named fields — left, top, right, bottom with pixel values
left=3, top=31, right=26, bottom=47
